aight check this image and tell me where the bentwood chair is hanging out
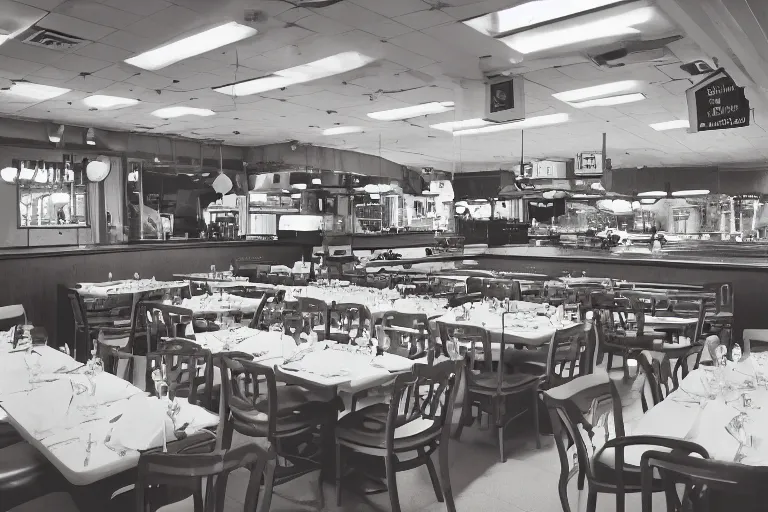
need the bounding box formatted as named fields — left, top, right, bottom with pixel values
left=439, top=322, right=541, bottom=462
left=641, top=451, right=768, bottom=512
left=335, top=361, right=462, bottom=512
left=142, top=302, right=194, bottom=351
left=327, top=302, right=372, bottom=343
left=69, top=290, right=136, bottom=361
left=219, top=356, right=338, bottom=509
left=296, top=297, right=329, bottom=340
left=134, top=443, right=276, bottom=512
left=637, top=351, right=677, bottom=412
left=147, top=338, right=214, bottom=410
left=543, top=373, right=710, bottom=512
left=542, top=322, right=595, bottom=390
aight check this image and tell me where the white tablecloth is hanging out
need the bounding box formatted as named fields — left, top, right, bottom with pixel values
left=77, top=280, right=188, bottom=298
left=182, top=293, right=264, bottom=315
left=0, top=345, right=218, bottom=485
left=631, top=359, right=768, bottom=466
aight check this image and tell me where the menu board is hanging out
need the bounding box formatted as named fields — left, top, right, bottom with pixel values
left=686, top=69, right=750, bottom=133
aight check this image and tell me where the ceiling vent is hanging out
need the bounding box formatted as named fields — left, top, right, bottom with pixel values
left=19, top=26, right=88, bottom=52
left=590, top=36, right=683, bottom=68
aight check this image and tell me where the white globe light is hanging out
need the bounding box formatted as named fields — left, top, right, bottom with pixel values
left=1, top=166, right=18, bottom=183
left=86, top=159, right=111, bottom=182
left=212, top=173, right=233, bottom=194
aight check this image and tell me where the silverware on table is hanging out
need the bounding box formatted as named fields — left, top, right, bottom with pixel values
left=47, top=437, right=79, bottom=450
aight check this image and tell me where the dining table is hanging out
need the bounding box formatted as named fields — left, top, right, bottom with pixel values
left=75, top=279, right=189, bottom=298
left=0, top=340, right=219, bottom=487
left=628, top=355, right=768, bottom=467
left=181, top=292, right=266, bottom=315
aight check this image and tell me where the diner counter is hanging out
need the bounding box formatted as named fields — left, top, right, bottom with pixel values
left=0, top=239, right=309, bottom=261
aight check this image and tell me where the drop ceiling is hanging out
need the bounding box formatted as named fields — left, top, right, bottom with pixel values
left=0, top=0, right=766, bottom=171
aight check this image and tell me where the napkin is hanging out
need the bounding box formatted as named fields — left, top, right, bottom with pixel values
left=109, top=395, right=177, bottom=451
left=684, top=400, right=741, bottom=461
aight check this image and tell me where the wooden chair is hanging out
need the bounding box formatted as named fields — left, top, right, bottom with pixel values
left=68, top=290, right=137, bottom=362
left=380, top=311, right=434, bottom=362
left=141, top=302, right=195, bottom=352
left=439, top=322, right=541, bottom=462
left=328, top=302, right=372, bottom=343
left=136, top=442, right=276, bottom=512
left=219, top=356, right=337, bottom=509
left=673, top=344, right=705, bottom=381
left=296, top=297, right=329, bottom=340
left=742, top=329, right=768, bottom=355
left=543, top=322, right=595, bottom=390
left=637, top=351, right=677, bottom=412
left=335, top=361, right=462, bottom=512
left=482, top=279, right=521, bottom=301
left=147, top=338, right=213, bottom=410
left=542, top=374, right=709, bottom=512
left=641, top=450, right=768, bottom=512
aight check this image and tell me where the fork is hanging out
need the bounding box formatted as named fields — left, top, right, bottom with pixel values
left=104, top=428, right=126, bottom=457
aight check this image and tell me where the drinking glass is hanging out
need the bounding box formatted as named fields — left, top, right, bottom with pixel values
left=25, top=347, right=42, bottom=383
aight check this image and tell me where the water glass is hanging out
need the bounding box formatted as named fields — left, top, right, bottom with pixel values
left=732, top=344, right=743, bottom=363
left=25, top=347, right=42, bottom=383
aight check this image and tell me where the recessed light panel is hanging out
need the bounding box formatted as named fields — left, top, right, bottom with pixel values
left=151, top=107, right=215, bottom=118
left=83, top=95, right=139, bottom=110
left=453, top=113, right=569, bottom=136
left=650, top=119, right=690, bottom=131
left=125, top=22, right=257, bottom=71
left=2, top=82, right=70, bottom=101
left=368, top=102, right=455, bottom=121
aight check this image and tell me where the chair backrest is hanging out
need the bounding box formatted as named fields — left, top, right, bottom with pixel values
left=67, top=290, right=89, bottom=333
left=704, top=282, right=734, bottom=316
left=296, top=297, right=328, bottom=331
left=0, top=304, right=26, bottom=331
left=542, top=375, right=625, bottom=486
left=673, top=344, right=704, bottom=382
left=641, top=451, right=768, bottom=512
left=482, top=279, right=521, bottom=301
left=147, top=338, right=213, bottom=408
left=466, top=276, right=484, bottom=294
left=329, top=302, right=372, bottom=342
left=381, top=361, right=462, bottom=452
left=638, top=350, right=677, bottom=412
left=436, top=321, right=495, bottom=382
left=136, top=442, right=275, bottom=512
left=544, top=322, right=594, bottom=388
left=143, top=302, right=194, bottom=352
left=743, top=329, right=768, bottom=355
left=381, top=311, right=433, bottom=361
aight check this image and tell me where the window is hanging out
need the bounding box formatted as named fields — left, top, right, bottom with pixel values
left=17, top=160, right=88, bottom=228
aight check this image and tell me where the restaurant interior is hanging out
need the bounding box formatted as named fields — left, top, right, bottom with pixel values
left=2, top=0, right=768, bottom=511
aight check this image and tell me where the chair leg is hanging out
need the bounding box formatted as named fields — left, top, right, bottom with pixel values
left=438, top=435, right=456, bottom=512
left=558, top=473, right=571, bottom=512
left=532, top=387, right=541, bottom=449
left=616, top=489, right=625, bottom=512
left=497, top=425, right=505, bottom=463
left=622, top=354, right=630, bottom=382
left=586, top=489, right=598, bottom=512
left=423, top=450, right=444, bottom=502
left=606, top=352, right=613, bottom=371
left=452, top=384, right=471, bottom=440
left=256, top=461, right=275, bottom=512
left=577, top=467, right=585, bottom=490
left=335, top=441, right=343, bottom=507
left=385, top=455, right=402, bottom=512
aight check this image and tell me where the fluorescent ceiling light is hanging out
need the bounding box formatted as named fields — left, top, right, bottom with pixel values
left=312, top=178, right=322, bottom=185
left=368, top=102, right=455, bottom=121
left=125, top=22, right=257, bottom=71
left=650, top=119, right=690, bottom=131
left=553, top=80, right=642, bottom=103
left=151, top=106, right=215, bottom=118
left=2, top=82, right=70, bottom=101
left=291, top=193, right=302, bottom=199
left=637, top=191, right=667, bottom=198
left=293, top=183, right=307, bottom=190
left=369, top=193, right=380, bottom=200
left=672, top=189, right=709, bottom=197
left=453, top=113, right=569, bottom=136
left=214, top=52, right=374, bottom=96
left=640, top=198, right=657, bottom=204
left=570, top=93, right=646, bottom=108
left=500, top=7, right=655, bottom=54
left=464, top=0, right=627, bottom=37
left=83, top=95, right=138, bottom=110
left=430, top=118, right=492, bottom=132
left=322, top=126, right=364, bottom=136
left=0, top=35, right=9, bottom=47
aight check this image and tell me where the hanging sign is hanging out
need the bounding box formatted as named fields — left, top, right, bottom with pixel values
left=686, top=68, right=750, bottom=133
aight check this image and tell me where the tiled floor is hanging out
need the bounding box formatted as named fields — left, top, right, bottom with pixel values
left=220, top=364, right=666, bottom=512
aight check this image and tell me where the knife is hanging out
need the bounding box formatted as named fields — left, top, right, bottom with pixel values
left=84, top=433, right=92, bottom=467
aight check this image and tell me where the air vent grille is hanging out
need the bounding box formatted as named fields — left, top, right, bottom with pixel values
left=20, top=27, right=88, bottom=52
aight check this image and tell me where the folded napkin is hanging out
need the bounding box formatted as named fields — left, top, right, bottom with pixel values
left=109, top=395, right=216, bottom=451
left=372, top=353, right=415, bottom=373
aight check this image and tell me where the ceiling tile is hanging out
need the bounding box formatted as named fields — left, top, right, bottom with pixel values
left=51, top=52, right=111, bottom=73
left=394, top=10, right=455, bottom=30
left=75, top=42, right=133, bottom=62
left=295, top=14, right=352, bottom=35
left=92, top=64, right=138, bottom=81
left=0, top=53, right=45, bottom=76
left=27, top=65, right=80, bottom=80
left=36, top=12, right=116, bottom=40
left=12, top=0, right=65, bottom=10
left=97, top=30, right=161, bottom=53
left=124, top=72, right=175, bottom=89
left=275, top=7, right=312, bottom=24
left=123, top=5, right=205, bottom=39
left=380, top=41, right=434, bottom=69
left=349, top=0, right=425, bottom=18
left=388, top=31, right=460, bottom=63
left=0, top=39, right=62, bottom=66
left=65, top=73, right=113, bottom=92
left=101, top=0, right=170, bottom=16
left=53, top=1, right=142, bottom=30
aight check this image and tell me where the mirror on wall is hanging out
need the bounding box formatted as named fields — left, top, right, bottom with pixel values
left=16, top=159, right=88, bottom=228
